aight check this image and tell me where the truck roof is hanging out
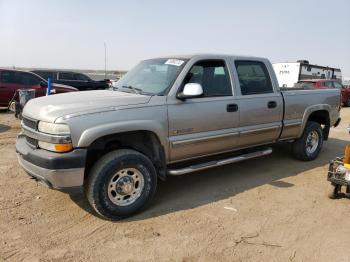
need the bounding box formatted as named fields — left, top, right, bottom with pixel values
left=151, top=53, right=269, bottom=61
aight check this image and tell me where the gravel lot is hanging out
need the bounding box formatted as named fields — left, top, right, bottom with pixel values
left=1, top=108, right=350, bottom=262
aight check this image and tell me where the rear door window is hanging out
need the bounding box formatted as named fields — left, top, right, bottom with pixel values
left=59, top=72, right=75, bottom=80
left=0, top=71, right=17, bottom=83
left=235, top=61, right=273, bottom=95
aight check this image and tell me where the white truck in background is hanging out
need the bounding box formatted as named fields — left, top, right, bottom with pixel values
left=273, top=60, right=342, bottom=88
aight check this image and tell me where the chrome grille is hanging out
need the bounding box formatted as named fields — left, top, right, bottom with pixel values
left=22, top=117, right=38, bottom=130
left=22, top=117, right=39, bottom=148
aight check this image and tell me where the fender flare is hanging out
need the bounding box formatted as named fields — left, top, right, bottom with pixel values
left=297, top=104, right=331, bottom=138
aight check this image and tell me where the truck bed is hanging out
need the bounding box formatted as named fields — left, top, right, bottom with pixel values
left=279, top=88, right=341, bottom=140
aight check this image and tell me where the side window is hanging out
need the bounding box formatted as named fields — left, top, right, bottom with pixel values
left=0, top=71, right=17, bottom=83
left=333, top=82, right=343, bottom=89
left=183, top=60, right=232, bottom=97
left=60, top=72, right=74, bottom=80
left=75, top=73, right=89, bottom=81
left=18, top=73, right=41, bottom=85
left=324, top=81, right=334, bottom=88
left=235, top=61, right=273, bottom=95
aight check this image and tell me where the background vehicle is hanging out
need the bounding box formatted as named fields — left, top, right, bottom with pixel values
left=31, top=70, right=110, bottom=91
left=0, top=69, right=77, bottom=107
left=16, top=54, right=341, bottom=220
left=273, top=60, right=342, bottom=88
left=295, top=79, right=350, bottom=106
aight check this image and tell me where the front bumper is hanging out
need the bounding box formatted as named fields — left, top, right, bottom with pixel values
left=16, top=135, right=87, bottom=190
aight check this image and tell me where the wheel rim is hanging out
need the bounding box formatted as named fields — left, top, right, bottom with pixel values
left=305, top=130, right=319, bottom=154
left=107, top=168, right=145, bottom=206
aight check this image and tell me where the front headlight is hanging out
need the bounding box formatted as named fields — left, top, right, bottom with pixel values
left=38, top=121, right=70, bottom=135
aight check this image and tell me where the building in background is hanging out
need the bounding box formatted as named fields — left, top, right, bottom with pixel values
left=273, top=60, right=342, bottom=88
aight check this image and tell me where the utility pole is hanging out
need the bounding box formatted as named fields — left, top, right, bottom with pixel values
left=104, top=42, right=107, bottom=79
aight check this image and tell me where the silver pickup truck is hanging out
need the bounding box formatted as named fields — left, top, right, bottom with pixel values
left=16, top=54, right=341, bottom=220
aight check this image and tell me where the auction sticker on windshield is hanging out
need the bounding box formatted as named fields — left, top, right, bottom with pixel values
left=165, top=59, right=185, bottom=66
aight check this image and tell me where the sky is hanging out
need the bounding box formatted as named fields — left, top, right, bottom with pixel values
left=0, top=0, right=349, bottom=76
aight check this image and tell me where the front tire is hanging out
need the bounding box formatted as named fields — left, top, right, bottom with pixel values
left=292, top=121, right=323, bottom=161
left=85, top=149, right=157, bottom=220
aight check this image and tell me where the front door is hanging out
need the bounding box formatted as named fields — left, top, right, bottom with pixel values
left=167, top=59, right=240, bottom=162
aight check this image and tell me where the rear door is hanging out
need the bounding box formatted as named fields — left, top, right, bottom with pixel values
left=233, top=60, right=283, bottom=148
left=167, top=59, right=240, bottom=162
left=0, top=71, right=19, bottom=107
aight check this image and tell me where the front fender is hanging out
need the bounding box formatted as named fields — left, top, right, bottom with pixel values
left=77, top=120, right=168, bottom=149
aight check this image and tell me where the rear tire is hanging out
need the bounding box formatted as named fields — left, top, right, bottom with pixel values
left=85, top=149, right=157, bottom=220
left=292, top=121, right=323, bottom=161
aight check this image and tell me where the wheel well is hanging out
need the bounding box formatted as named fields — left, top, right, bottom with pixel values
left=307, top=110, right=330, bottom=140
left=84, top=131, right=167, bottom=181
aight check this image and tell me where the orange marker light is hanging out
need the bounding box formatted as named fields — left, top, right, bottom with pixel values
left=54, top=143, right=73, bottom=152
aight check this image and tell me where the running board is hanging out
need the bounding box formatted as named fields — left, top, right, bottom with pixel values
left=167, top=147, right=273, bottom=176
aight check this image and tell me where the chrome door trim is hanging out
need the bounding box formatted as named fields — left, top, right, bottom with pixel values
left=171, top=132, right=239, bottom=147
left=239, top=125, right=281, bottom=135
left=284, top=120, right=302, bottom=127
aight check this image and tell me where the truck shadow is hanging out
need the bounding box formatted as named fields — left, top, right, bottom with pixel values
left=69, top=137, right=349, bottom=221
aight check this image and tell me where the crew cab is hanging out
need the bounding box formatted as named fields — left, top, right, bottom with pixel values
left=295, top=79, right=350, bottom=107
left=31, top=70, right=110, bottom=91
left=0, top=69, right=78, bottom=107
left=16, top=54, right=341, bottom=220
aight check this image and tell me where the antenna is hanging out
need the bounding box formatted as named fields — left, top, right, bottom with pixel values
left=104, top=42, right=107, bottom=79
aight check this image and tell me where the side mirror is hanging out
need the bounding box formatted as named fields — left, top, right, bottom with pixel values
left=40, top=81, right=47, bottom=87
left=177, top=83, right=203, bottom=100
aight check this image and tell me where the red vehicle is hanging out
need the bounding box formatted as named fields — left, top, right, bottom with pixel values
left=0, top=69, right=78, bottom=107
left=295, top=79, right=350, bottom=107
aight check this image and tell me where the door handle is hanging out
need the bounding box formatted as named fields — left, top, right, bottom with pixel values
left=227, top=103, right=238, bottom=112
left=267, top=101, right=277, bottom=108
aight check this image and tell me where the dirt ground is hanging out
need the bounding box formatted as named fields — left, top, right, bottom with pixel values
left=1, top=108, right=350, bottom=262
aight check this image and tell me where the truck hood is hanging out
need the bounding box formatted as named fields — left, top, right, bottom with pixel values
left=23, top=90, right=152, bottom=122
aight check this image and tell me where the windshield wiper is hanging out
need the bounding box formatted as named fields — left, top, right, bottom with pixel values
left=121, top=85, right=143, bottom=94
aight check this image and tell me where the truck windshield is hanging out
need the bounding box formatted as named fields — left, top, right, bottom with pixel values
left=113, top=58, right=188, bottom=95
